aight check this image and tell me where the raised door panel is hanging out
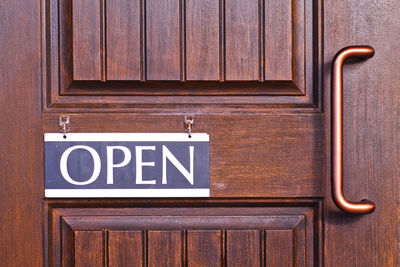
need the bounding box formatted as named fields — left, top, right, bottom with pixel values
left=264, top=0, right=293, bottom=81
left=74, top=231, right=104, bottom=267
left=186, top=230, right=222, bottom=266
left=106, top=0, right=141, bottom=80
left=185, top=0, right=220, bottom=81
left=61, top=228, right=305, bottom=266
left=71, top=0, right=103, bottom=81
left=225, top=0, right=259, bottom=81
left=47, top=200, right=320, bottom=266
left=146, top=0, right=181, bottom=80
left=108, top=231, right=144, bottom=267
left=265, top=230, right=295, bottom=267
left=45, top=0, right=320, bottom=108
left=226, top=230, right=261, bottom=266
left=148, top=230, right=182, bottom=267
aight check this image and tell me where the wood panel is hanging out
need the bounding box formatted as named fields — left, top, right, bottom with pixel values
left=47, top=0, right=319, bottom=107
left=264, top=0, right=292, bottom=80
left=42, top=114, right=323, bottom=197
left=324, top=0, right=400, bottom=266
left=72, top=0, right=102, bottom=80
left=61, top=219, right=75, bottom=266
left=108, top=231, right=144, bottom=267
left=59, top=217, right=307, bottom=267
left=292, top=0, right=305, bottom=90
left=225, top=0, right=259, bottom=81
left=186, top=0, right=220, bottom=81
left=2, top=1, right=400, bottom=267
left=226, top=230, right=261, bottom=266
left=148, top=230, right=182, bottom=267
left=265, top=230, right=293, bottom=267
left=74, top=231, right=103, bottom=267
left=0, top=0, right=43, bottom=265
left=187, top=230, right=222, bottom=266
left=48, top=201, right=319, bottom=266
left=146, top=0, right=180, bottom=80
left=106, top=0, right=141, bottom=80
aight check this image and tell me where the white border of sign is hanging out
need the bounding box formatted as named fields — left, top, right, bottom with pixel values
left=45, top=189, right=210, bottom=198
left=45, top=133, right=209, bottom=142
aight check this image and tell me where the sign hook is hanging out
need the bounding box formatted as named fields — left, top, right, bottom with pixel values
left=183, top=116, right=194, bottom=138
left=59, top=115, right=70, bottom=139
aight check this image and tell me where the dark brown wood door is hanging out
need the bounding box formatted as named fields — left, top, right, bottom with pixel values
left=0, top=0, right=398, bottom=266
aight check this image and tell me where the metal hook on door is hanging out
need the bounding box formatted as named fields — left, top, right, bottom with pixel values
left=59, top=115, right=70, bottom=139
left=183, top=116, right=194, bottom=138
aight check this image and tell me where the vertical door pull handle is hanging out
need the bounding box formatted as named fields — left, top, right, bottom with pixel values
left=331, top=46, right=376, bottom=214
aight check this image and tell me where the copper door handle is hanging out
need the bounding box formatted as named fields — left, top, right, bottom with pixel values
left=331, top=46, right=376, bottom=214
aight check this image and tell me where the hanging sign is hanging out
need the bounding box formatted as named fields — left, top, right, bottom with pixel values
left=44, top=133, right=210, bottom=198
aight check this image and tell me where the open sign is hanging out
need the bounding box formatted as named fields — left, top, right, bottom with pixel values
left=44, top=133, right=209, bottom=198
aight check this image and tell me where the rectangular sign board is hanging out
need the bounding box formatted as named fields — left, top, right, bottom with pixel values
left=44, top=133, right=210, bottom=198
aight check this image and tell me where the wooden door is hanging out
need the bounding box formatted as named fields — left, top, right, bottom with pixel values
left=0, top=0, right=398, bottom=266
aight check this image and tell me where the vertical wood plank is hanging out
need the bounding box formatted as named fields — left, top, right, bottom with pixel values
left=108, top=231, right=143, bottom=267
left=74, top=231, right=103, bottom=267
left=61, top=220, right=75, bottom=267
left=325, top=1, right=400, bottom=266
left=101, top=0, right=106, bottom=81
left=292, top=0, right=305, bottom=89
left=140, top=0, right=147, bottom=81
left=265, top=230, right=294, bottom=267
left=187, top=230, right=222, bottom=266
left=179, top=0, right=186, bottom=82
left=219, top=0, right=226, bottom=81
left=148, top=230, right=182, bottom=267
left=186, top=0, right=219, bottom=81
left=258, top=0, right=265, bottom=82
left=265, top=0, right=293, bottom=80
left=106, top=0, right=141, bottom=80
left=225, top=0, right=259, bottom=80
left=226, top=230, right=261, bottom=266
left=72, top=0, right=102, bottom=80
left=0, top=1, right=43, bottom=265
left=146, top=0, right=180, bottom=80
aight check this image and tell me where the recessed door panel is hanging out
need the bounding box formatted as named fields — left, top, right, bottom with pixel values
left=45, top=0, right=318, bottom=108
left=48, top=201, right=319, bottom=266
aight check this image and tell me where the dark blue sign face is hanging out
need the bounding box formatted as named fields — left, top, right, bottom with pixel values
left=44, top=133, right=210, bottom=197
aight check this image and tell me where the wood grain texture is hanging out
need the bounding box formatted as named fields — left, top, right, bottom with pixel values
left=74, top=231, right=103, bottom=267
left=186, top=0, right=219, bottom=81
left=225, top=0, right=259, bottom=80
left=3, top=0, right=399, bottom=266
left=324, top=0, right=400, bottom=266
left=61, top=218, right=75, bottom=267
left=264, top=0, right=292, bottom=80
left=60, top=215, right=306, bottom=232
left=226, top=230, right=261, bottom=266
left=50, top=114, right=322, bottom=196
left=187, top=230, right=222, bottom=266
left=48, top=201, right=319, bottom=266
left=148, top=230, right=182, bottom=267
left=42, top=113, right=323, bottom=197
left=108, top=231, right=144, bottom=267
left=48, top=0, right=319, bottom=108
left=106, top=0, right=141, bottom=80
left=265, top=230, right=293, bottom=267
left=58, top=0, right=73, bottom=87
left=146, top=0, right=180, bottom=80
left=72, top=0, right=102, bottom=80
left=292, top=0, right=306, bottom=91
left=0, top=0, right=43, bottom=266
